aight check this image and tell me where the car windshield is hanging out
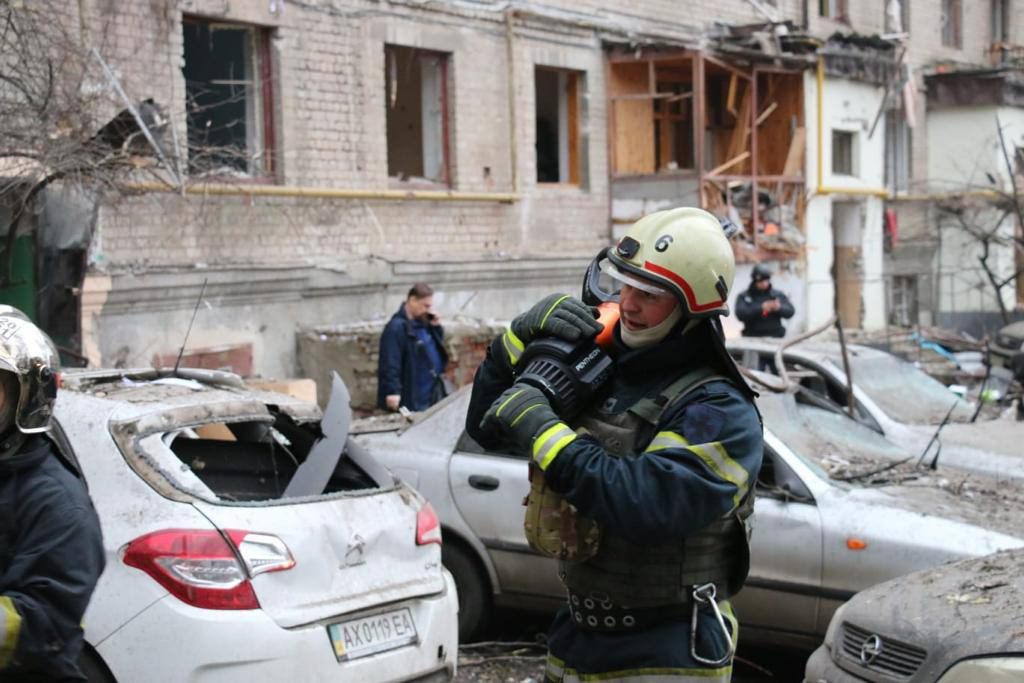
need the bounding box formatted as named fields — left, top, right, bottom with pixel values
left=829, top=353, right=974, bottom=425
left=758, top=392, right=909, bottom=479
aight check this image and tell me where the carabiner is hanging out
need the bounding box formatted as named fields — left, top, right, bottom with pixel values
left=689, top=583, right=735, bottom=667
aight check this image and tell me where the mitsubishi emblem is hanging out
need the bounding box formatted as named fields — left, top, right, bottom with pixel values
left=859, top=634, right=883, bottom=665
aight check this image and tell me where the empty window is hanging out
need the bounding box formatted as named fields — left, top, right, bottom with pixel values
left=535, top=67, right=583, bottom=184
left=889, top=275, right=919, bottom=327
left=942, top=0, right=962, bottom=48
left=884, top=110, right=911, bottom=191
left=832, top=130, right=856, bottom=176
left=385, top=45, right=450, bottom=185
left=992, top=0, right=1010, bottom=44
left=182, top=17, right=274, bottom=176
left=884, top=0, right=910, bottom=34
left=819, top=0, right=847, bottom=20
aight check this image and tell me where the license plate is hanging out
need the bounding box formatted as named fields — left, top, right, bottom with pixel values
left=327, top=607, right=418, bottom=661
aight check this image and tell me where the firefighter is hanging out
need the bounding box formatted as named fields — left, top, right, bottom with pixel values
left=467, top=208, right=762, bottom=682
left=0, top=306, right=105, bottom=682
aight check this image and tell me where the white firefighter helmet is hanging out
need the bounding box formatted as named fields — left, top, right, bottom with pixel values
left=0, top=306, right=60, bottom=433
left=604, top=207, right=735, bottom=317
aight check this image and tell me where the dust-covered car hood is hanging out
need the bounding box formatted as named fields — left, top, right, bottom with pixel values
left=831, top=548, right=1024, bottom=680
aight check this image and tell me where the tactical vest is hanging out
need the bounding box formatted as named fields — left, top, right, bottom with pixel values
left=525, top=367, right=754, bottom=610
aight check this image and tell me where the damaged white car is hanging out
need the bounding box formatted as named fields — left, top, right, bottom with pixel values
left=353, top=382, right=1024, bottom=648
left=728, top=339, right=1024, bottom=480
left=58, top=368, right=457, bottom=682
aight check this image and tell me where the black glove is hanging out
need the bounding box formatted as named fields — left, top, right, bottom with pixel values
left=495, top=294, right=602, bottom=370
left=479, top=383, right=578, bottom=469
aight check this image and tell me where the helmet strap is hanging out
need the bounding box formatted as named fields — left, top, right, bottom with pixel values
left=620, top=304, right=686, bottom=349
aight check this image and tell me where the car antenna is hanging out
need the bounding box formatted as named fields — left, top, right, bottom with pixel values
left=173, top=278, right=208, bottom=376
left=916, top=399, right=959, bottom=470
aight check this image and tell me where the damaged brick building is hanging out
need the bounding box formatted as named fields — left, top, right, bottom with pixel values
left=3, top=0, right=1023, bottom=390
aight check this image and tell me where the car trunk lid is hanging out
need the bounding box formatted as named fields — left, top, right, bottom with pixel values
left=192, top=485, right=444, bottom=628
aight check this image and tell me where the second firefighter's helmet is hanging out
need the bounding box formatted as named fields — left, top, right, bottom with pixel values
left=604, top=207, right=735, bottom=317
left=0, top=306, right=60, bottom=433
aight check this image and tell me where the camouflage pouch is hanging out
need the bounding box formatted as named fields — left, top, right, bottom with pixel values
left=522, top=462, right=600, bottom=563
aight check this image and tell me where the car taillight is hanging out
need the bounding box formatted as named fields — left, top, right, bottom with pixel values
left=122, top=529, right=295, bottom=610
left=416, top=503, right=442, bottom=546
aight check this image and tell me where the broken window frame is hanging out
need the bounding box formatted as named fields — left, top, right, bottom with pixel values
left=534, top=66, right=584, bottom=186
left=942, top=0, right=963, bottom=48
left=831, top=129, right=857, bottom=177
left=182, top=15, right=277, bottom=180
left=384, top=44, right=452, bottom=187
left=607, top=49, right=806, bottom=257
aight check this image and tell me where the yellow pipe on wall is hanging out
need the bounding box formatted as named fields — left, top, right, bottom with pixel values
left=814, top=56, right=892, bottom=200
left=123, top=181, right=520, bottom=203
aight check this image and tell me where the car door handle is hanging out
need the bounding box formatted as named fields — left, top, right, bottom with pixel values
left=468, top=475, right=500, bottom=491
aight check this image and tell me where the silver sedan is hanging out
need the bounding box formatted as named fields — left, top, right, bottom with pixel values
left=353, top=382, right=1024, bottom=647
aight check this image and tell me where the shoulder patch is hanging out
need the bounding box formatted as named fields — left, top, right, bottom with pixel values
left=682, top=402, right=726, bottom=444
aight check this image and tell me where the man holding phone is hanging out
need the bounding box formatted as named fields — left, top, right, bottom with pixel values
left=377, top=283, right=450, bottom=412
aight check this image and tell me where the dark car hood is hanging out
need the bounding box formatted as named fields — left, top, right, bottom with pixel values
left=837, top=548, right=1024, bottom=679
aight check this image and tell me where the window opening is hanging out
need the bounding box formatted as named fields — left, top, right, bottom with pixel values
left=884, top=110, right=911, bottom=192
left=819, top=0, right=847, bottom=20
left=182, top=17, right=274, bottom=176
left=385, top=45, right=450, bottom=185
left=832, top=130, right=856, bottom=176
left=535, top=67, right=582, bottom=184
left=992, top=0, right=1009, bottom=43
left=889, top=275, right=919, bottom=327
left=942, top=0, right=962, bottom=48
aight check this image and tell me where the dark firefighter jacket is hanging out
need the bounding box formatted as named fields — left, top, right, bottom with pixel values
left=735, top=284, right=794, bottom=338
left=377, top=303, right=449, bottom=411
left=467, top=322, right=763, bottom=680
left=0, top=434, right=105, bottom=682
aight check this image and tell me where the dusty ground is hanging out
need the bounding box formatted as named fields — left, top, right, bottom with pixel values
left=453, top=610, right=810, bottom=682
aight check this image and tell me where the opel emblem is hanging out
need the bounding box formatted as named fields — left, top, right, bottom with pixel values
left=859, top=634, right=883, bottom=665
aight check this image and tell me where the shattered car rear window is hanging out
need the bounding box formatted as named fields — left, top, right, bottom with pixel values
left=141, top=409, right=380, bottom=502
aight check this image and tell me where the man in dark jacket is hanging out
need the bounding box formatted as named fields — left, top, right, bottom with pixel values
left=0, top=306, right=105, bottom=682
left=377, top=283, right=450, bottom=412
left=467, top=208, right=762, bottom=682
left=735, top=264, right=794, bottom=338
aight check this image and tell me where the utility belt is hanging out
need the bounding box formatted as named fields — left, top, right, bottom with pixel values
left=567, top=591, right=691, bottom=632
left=567, top=584, right=737, bottom=667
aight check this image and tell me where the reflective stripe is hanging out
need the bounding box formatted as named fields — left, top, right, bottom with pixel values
left=721, top=600, right=739, bottom=646
left=645, top=431, right=749, bottom=508
left=645, top=431, right=691, bottom=452
left=0, top=596, right=21, bottom=669
left=511, top=403, right=544, bottom=427
left=495, top=389, right=528, bottom=417
left=534, top=423, right=577, bottom=470
left=545, top=655, right=732, bottom=682
left=539, top=295, right=571, bottom=330
left=503, top=329, right=525, bottom=366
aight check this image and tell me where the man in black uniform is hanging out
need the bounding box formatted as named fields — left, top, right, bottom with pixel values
left=735, top=264, right=794, bottom=338
left=467, top=208, right=762, bottom=682
left=0, top=306, right=105, bottom=682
